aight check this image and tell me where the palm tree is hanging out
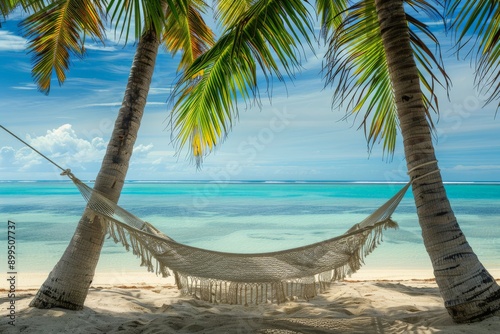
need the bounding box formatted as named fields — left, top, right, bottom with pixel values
left=367, top=0, right=499, bottom=322
left=4, top=0, right=213, bottom=310
left=170, top=0, right=500, bottom=323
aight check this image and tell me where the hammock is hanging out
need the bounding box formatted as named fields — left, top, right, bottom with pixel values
left=64, top=171, right=409, bottom=305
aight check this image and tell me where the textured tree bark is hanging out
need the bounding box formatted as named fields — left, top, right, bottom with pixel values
left=374, top=0, right=500, bottom=323
left=30, top=28, right=161, bottom=310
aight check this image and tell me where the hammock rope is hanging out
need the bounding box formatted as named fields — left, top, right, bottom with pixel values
left=0, top=124, right=67, bottom=172
left=1, top=124, right=414, bottom=304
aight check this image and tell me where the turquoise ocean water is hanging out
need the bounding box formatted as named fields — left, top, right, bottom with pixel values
left=1, top=181, right=499, bottom=274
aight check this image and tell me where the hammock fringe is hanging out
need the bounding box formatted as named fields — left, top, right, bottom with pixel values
left=104, top=214, right=396, bottom=305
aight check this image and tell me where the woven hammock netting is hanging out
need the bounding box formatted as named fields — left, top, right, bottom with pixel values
left=68, top=173, right=409, bottom=305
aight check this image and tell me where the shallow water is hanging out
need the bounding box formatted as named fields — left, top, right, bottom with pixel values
left=1, top=181, right=499, bottom=273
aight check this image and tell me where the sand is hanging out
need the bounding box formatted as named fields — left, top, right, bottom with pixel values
left=1, top=270, right=500, bottom=333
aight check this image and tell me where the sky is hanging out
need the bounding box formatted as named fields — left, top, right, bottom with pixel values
left=0, top=7, right=499, bottom=182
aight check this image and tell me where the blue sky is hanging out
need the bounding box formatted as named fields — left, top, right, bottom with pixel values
left=0, top=8, right=499, bottom=181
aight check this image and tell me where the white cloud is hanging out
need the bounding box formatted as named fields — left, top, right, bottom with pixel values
left=147, top=150, right=177, bottom=166
left=149, top=87, right=172, bottom=95
left=105, top=64, right=135, bottom=74
left=0, top=145, right=42, bottom=171
left=79, top=102, right=122, bottom=108
left=20, top=124, right=106, bottom=169
left=130, top=145, right=178, bottom=170
left=11, top=83, right=37, bottom=90
left=0, top=30, right=27, bottom=51
left=1, top=124, right=180, bottom=177
left=0, top=146, right=16, bottom=166
left=85, top=43, right=117, bottom=52
left=134, top=143, right=154, bottom=154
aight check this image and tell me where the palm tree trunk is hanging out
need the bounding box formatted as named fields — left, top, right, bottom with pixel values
left=29, top=27, right=161, bottom=310
left=373, top=0, right=500, bottom=323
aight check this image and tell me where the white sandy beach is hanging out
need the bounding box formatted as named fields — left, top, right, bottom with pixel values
left=2, top=269, right=500, bottom=333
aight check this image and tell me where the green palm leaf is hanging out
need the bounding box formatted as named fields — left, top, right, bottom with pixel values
left=448, top=0, right=500, bottom=111
left=1, top=0, right=47, bottom=21
left=21, top=0, right=107, bottom=94
left=1, top=0, right=17, bottom=17
left=323, top=0, right=449, bottom=156
left=107, top=0, right=188, bottom=43
left=0, top=0, right=36, bottom=17
left=315, top=0, right=349, bottom=39
left=213, top=0, right=252, bottom=28
left=170, top=0, right=314, bottom=164
left=323, top=1, right=397, bottom=155
left=163, top=0, right=215, bottom=71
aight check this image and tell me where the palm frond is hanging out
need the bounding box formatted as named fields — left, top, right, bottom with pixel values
left=163, top=0, right=215, bottom=71
left=315, top=0, right=349, bottom=40
left=0, top=0, right=16, bottom=17
left=214, top=0, right=252, bottom=28
left=170, top=0, right=314, bottom=165
left=1, top=0, right=47, bottom=19
left=323, top=0, right=449, bottom=156
left=406, top=10, right=451, bottom=118
left=447, top=0, right=500, bottom=111
left=107, top=0, right=188, bottom=43
left=323, top=1, right=398, bottom=156
left=20, top=0, right=107, bottom=94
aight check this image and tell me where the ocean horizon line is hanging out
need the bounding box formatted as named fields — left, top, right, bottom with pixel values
left=1, top=179, right=500, bottom=185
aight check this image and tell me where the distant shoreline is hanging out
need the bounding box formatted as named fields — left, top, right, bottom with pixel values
left=10, top=269, right=500, bottom=291
left=1, top=179, right=500, bottom=185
